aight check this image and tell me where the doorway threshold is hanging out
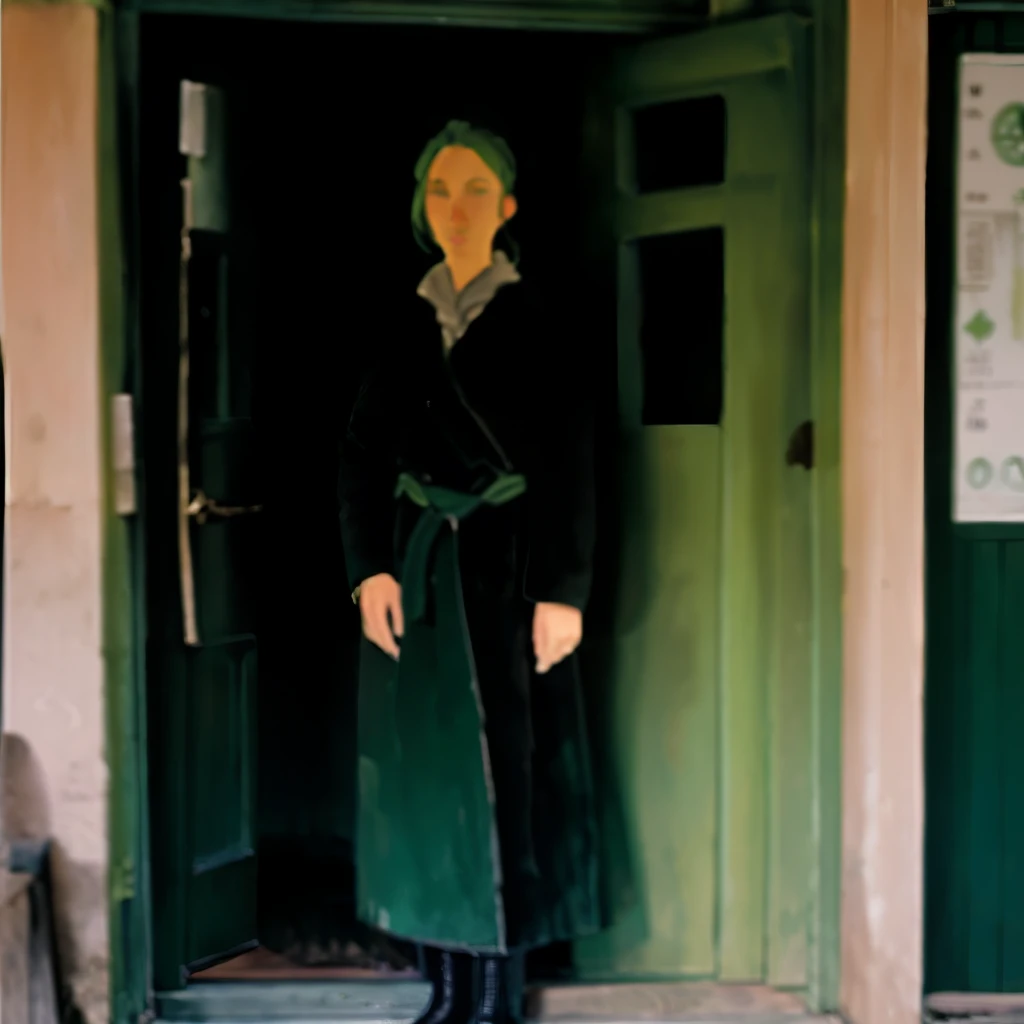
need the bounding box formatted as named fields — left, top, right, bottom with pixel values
left=528, top=983, right=838, bottom=1024
left=191, top=944, right=419, bottom=983
left=155, top=981, right=840, bottom=1024
left=156, top=979, right=429, bottom=1023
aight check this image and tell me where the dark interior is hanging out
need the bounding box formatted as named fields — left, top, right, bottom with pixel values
left=139, top=14, right=624, bottom=980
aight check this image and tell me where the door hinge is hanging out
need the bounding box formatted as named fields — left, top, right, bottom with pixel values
left=111, top=855, right=136, bottom=902
left=112, top=394, right=137, bottom=517
left=179, top=80, right=208, bottom=158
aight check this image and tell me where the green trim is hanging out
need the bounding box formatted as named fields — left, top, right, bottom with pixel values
left=99, top=7, right=136, bottom=1018
left=924, top=12, right=960, bottom=996
left=617, top=186, right=726, bottom=241
left=119, top=0, right=700, bottom=30
left=805, top=0, right=845, bottom=1012
left=612, top=11, right=808, bottom=97
left=99, top=1, right=848, bottom=1014
left=99, top=4, right=131, bottom=1015
left=103, top=8, right=152, bottom=1023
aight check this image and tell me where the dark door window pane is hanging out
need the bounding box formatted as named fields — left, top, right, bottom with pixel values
left=635, top=228, right=724, bottom=426
left=632, top=95, right=727, bottom=193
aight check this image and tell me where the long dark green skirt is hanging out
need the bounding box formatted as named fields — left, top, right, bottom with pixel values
left=355, top=519, right=601, bottom=953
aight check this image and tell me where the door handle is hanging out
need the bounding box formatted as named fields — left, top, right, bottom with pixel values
left=178, top=81, right=237, bottom=647
left=186, top=490, right=263, bottom=525
left=785, top=420, right=814, bottom=470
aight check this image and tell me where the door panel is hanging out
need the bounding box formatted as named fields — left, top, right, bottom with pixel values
left=575, top=13, right=811, bottom=985
left=151, top=80, right=260, bottom=988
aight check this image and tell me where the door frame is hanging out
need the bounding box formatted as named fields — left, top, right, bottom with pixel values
left=106, top=3, right=846, bottom=1019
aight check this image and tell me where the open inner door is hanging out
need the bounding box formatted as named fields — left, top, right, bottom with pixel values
left=150, top=79, right=260, bottom=986
left=575, top=14, right=814, bottom=987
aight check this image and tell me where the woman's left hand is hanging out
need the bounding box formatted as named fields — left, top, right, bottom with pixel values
left=533, top=602, right=583, bottom=675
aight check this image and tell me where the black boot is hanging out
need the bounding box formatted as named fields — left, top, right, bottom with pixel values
left=473, top=953, right=525, bottom=1024
left=414, top=947, right=477, bottom=1024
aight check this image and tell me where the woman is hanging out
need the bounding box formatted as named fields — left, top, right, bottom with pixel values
left=338, top=120, right=600, bottom=1024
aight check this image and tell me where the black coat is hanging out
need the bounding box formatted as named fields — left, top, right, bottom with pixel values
left=339, top=278, right=601, bottom=952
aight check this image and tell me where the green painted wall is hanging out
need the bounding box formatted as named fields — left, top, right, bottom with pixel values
left=100, top=9, right=152, bottom=1020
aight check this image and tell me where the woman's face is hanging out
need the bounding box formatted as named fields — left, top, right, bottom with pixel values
left=424, top=145, right=517, bottom=262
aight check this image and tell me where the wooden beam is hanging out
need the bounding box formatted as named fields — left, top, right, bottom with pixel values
left=840, top=0, right=928, bottom=1023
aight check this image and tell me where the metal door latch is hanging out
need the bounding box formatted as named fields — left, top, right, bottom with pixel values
left=186, top=489, right=263, bottom=525
left=785, top=420, right=815, bottom=471
left=112, top=394, right=137, bottom=517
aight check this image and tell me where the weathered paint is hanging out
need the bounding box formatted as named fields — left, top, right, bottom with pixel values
left=579, top=429, right=723, bottom=977
left=839, top=0, right=927, bottom=1023
left=99, top=7, right=152, bottom=1021
left=575, top=14, right=815, bottom=987
left=805, top=0, right=845, bottom=1012
left=1, top=7, right=109, bottom=1023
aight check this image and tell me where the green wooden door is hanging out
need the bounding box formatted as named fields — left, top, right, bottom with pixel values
left=576, top=14, right=813, bottom=985
left=925, top=11, right=1024, bottom=997
left=150, top=80, right=260, bottom=989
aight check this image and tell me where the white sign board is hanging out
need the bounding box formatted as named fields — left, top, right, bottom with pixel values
left=955, top=55, right=1024, bottom=522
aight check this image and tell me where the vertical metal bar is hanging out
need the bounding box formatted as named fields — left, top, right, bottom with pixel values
left=178, top=178, right=199, bottom=647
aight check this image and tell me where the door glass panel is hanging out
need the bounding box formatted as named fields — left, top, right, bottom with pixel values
left=632, top=95, right=727, bottom=193
left=636, top=228, right=724, bottom=426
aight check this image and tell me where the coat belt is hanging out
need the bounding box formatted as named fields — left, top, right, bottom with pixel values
left=394, top=471, right=527, bottom=623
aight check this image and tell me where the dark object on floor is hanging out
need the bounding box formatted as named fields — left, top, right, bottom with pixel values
left=258, top=834, right=414, bottom=971
left=191, top=944, right=420, bottom=981
left=278, top=924, right=414, bottom=972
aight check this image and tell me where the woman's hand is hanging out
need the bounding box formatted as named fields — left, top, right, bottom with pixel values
left=358, top=573, right=404, bottom=660
left=533, top=602, right=583, bottom=674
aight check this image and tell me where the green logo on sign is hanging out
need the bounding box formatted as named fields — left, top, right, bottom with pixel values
left=968, top=457, right=994, bottom=489
left=1002, top=456, right=1024, bottom=492
left=965, top=310, right=996, bottom=342
left=992, top=102, right=1024, bottom=166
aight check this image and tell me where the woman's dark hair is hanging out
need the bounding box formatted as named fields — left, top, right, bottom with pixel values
left=411, top=119, right=517, bottom=254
